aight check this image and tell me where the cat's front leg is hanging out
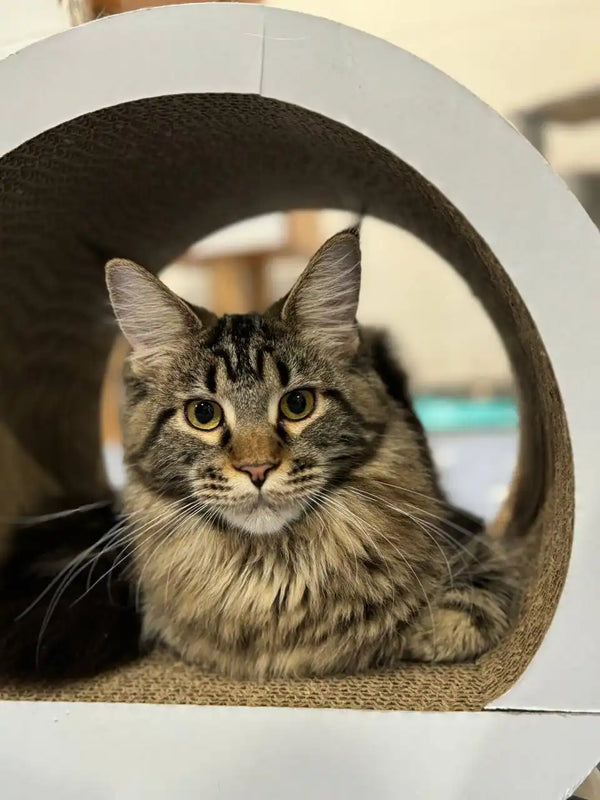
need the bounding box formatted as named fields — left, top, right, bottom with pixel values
left=402, top=584, right=513, bottom=663
left=403, top=534, right=517, bottom=662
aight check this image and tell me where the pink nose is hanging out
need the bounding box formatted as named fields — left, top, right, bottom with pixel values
left=234, top=462, right=279, bottom=488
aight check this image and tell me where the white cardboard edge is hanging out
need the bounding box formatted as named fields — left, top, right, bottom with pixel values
left=0, top=701, right=598, bottom=800
left=0, top=3, right=598, bottom=717
left=0, top=3, right=264, bottom=153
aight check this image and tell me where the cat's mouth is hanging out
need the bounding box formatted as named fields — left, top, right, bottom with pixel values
left=217, top=494, right=303, bottom=536
left=251, top=495, right=270, bottom=509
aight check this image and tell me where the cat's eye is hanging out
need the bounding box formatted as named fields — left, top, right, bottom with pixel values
left=279, top=389, right=316, bottom=421
left=184, top=399, right=223, bottom=431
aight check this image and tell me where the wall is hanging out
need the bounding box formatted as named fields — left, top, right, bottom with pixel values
left=0, top=0, right=69, bottom=58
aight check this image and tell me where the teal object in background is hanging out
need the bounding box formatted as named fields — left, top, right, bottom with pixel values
left=414, top=395, right=518, bottom=432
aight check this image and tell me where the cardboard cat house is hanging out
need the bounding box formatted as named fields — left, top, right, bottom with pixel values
left=0, top=5, right=599, bottom=797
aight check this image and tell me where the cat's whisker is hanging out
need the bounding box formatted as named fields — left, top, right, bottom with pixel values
left=402, top=499, right=490, bottom=541
left=33, top=497, right=199, bottom=654
left=84, top=525, right=131, bottom=598
left=311, top=489, right=394, bottom=590
left=17, top=521, right=127, bottom=623
left=132, top=498, right=219, bottom=607
left=385, top=497, right=492, bottom=568
left=31, top=528, right=131, bottom=665
left=345, top=486, right=456, bottom=587
left=4, top=499, right=113, bottom=526
left=358, top=485, right=492, bottom=583
left=72, top=498, right=205, bottom=614
left=369, top=477, right=484, bottom=521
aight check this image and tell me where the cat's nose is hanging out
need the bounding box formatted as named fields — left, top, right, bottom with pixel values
left=233, top=461, right=279, bottom=489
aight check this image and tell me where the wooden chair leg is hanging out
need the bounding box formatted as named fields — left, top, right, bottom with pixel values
left=246, top=254, right=270, bottom=312
left=100, top=334, right=129, bottom=446
left=210, top=256, right=252, bottom=315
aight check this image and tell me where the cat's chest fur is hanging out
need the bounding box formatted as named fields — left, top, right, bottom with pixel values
left=129, top=486, right=445, bottom=679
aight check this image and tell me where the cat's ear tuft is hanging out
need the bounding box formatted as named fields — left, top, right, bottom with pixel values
left=281, top=228, right=361, bottom=357
left=105, top=259, right=203, bottom=359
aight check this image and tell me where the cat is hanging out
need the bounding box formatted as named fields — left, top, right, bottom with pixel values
left=0, top=228, right=516, bottom=681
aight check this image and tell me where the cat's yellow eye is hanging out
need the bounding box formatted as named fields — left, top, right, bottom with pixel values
left=184, top=399, right=223, bottom=431
left=279, top=389, right=316, bottom=422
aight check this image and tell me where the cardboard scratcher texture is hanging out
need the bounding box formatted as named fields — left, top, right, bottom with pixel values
left=0, top=95, right=573, bottom=711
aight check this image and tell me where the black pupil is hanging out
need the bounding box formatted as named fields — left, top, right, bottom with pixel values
left=195, top=401, right=215, bottom=425
left=287, top=392, right=307, bottom=415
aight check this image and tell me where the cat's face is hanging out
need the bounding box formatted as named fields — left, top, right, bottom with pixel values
left=123, top=314, right=386, bottom=535
left=107, top=229, right=387, bottom=536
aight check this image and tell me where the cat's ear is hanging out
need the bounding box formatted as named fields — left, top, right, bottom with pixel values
left=280, top=228, right=361, bottom=357
left=105, top=259, right=205, bottom=359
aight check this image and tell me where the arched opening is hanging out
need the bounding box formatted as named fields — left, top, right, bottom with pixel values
left=0, top=94, right=573, bottom=710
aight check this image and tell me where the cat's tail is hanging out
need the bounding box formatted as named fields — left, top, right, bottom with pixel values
left=0, top=498, right=141, bottom=683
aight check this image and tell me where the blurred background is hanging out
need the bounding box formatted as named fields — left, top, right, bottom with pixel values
left=1, top=0, right=599, bottom=519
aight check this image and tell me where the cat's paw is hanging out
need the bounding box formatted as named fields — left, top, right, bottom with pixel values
left=403, top=606, right=493, bottom=663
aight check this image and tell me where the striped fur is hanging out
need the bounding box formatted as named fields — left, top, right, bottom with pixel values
left=105, top=229, right=517, bottom=679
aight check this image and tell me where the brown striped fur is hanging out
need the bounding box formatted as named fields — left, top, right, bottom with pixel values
left=106, top=229, right=517, bottom=679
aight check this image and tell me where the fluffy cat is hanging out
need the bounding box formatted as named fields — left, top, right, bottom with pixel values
left=0, top=228, right=516, bottom=681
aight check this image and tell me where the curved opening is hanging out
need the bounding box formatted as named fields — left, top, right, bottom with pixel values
left=0, top=93, right=573, bottom=710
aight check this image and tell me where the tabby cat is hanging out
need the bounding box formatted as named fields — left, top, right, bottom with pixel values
left=0, top=228, right=516, bottom=681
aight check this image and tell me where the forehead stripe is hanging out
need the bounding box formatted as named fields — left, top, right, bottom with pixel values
left=205, top=362, right=217, bottom=394
left=204, top=316, right=226, bottom=348
left=213, top=348, right=236, bottom=381
left=276, top=360, right=290, bottom=387
left=255, top=347, right=265, bottom=380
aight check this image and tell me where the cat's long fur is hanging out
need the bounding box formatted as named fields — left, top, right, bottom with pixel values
left=0, top=229, right=516, bottom=681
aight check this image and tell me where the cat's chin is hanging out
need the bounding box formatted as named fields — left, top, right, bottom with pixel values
left=219, top=503, right=301, bottom=536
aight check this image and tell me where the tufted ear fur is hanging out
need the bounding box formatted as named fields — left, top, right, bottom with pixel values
left=105, top=259, right=207, bottom=361
left=280, top=228, right=361, bottom=357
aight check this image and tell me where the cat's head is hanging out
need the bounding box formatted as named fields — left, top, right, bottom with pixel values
left=106, top=229, right=392, bottom=536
